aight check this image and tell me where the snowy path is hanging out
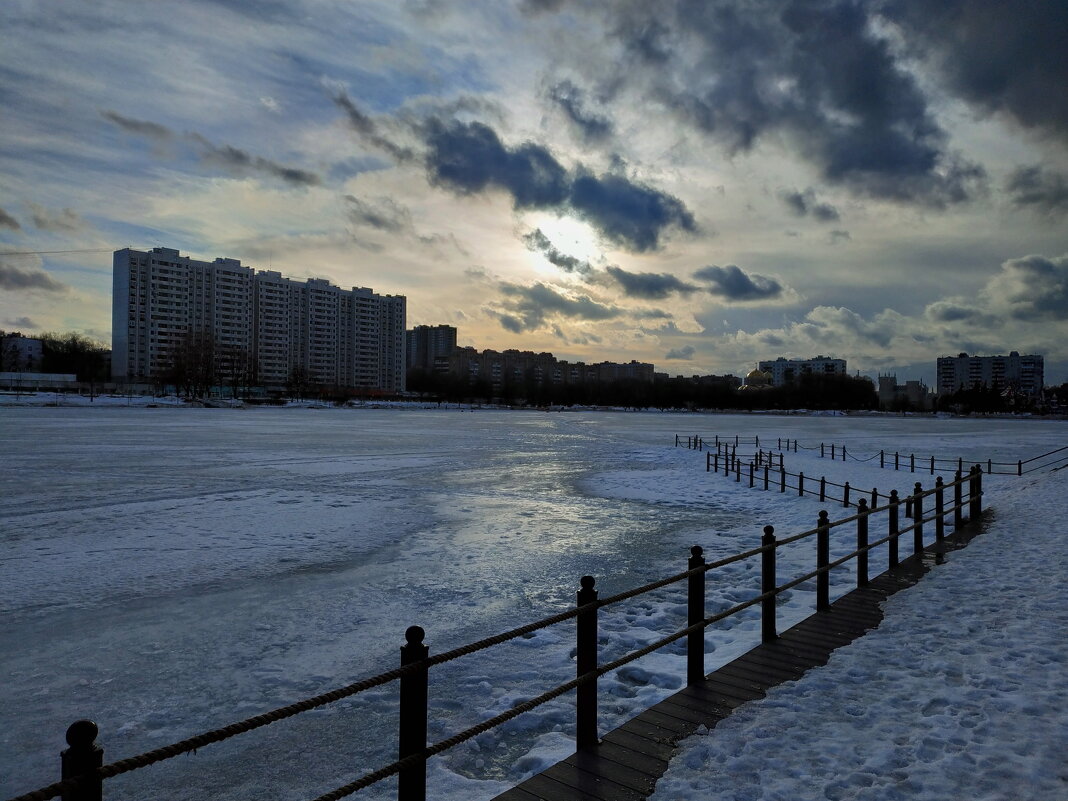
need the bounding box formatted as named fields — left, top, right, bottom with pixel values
left=650, top=469, right=1068, bottom=801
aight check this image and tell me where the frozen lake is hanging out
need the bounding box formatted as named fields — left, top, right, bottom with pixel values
left=1, top=408, right=1062, bottom=799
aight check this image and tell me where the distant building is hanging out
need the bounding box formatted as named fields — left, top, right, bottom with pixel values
left=878, top=375, right=932, bottom=410
left=436, top=347, right=653, bottom=393
left=406, top=325, right=458, bottom=371
left=758, top=356, right=846, bottom=387
left=936, top=352, right=1044, bottom=397
left=0, top=333, right=43, bottom=372
left=112, top=247, right=406, bottom=392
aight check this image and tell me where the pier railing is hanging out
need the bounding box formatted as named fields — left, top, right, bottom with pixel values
left=6, top=469, right=984, bottom=801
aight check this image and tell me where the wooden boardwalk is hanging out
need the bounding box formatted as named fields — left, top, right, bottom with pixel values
left=493, top=526, right=982, bottom=801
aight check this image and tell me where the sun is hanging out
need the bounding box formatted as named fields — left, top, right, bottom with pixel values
left=526, top=214, right=603, bottom=269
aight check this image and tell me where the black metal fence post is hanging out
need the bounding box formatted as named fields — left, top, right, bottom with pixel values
left=761, top=526, right=777, bottom=642
left=870, top=487, right=878, bottom=510
left=749, top=462, right=754, bottom=488
left=913, top=482, right=924, bottom=554
left=888, top=490, right=900, bottom=568
left=856, top=499, right=869, bottom=587
left=687, top=547, right=705, bottom=685
left=954, top=470, right=964, bottom=529
left=970, top=465, right=983, bottom=520
left=1018, top=459, right=1022, bottom=476
left=880, top=450, right=885, bottom=469
left=764, top=464, right=769, bottom=491
left=930, top=456, right=935, bottom=475
left=895, top=451, right=899, bottom=471
left=821, top=442, right=825, bottom=458
left=399, top=626, right=429, bottom=801
left=843, top=482, right=850, bottom=508
left=831, top=444, right=835, bottom=460
left=576, top=576, right=599, bottom=750
left=819, top=477, right=826, bottom=502
left=935, top=476, right=945, bottom=540
left=910, top=453, right=915, bottom=473
left=816, top=511, right=830, bottom=611
left=798, top=472, right=805, bottom=497
left=842, top=445, right=846, bottom=462
left=61, top=720, right=102, bottom=801
left=706, top=451, right=710, bottom=472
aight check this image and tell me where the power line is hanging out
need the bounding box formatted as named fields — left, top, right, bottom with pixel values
left=0, top=248, right=116, bottom=256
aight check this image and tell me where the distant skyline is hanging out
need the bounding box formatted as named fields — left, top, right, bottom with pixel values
left=1, top=1, right=1066, bottom=384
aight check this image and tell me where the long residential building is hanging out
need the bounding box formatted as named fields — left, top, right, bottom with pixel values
left=936, top=352, right=1044, bottom=396
left=757, top=356, right=846, bottom=387
left=437, top=347, right=654, bottom=390
left=112, top=247, right=405, bottom=392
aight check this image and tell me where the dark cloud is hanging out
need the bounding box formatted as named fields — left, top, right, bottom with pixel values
left=344, top=195, right=412, bottom=232
left=522, top=229, right=594, bottom=275
left=605, top=265, right=697, bottom=299
left=780, top=188, right=840, bottom=221
left=332, top=90, right=414, bottom=161
left=924, top=300, right=990, bottom=324
left=28, top=203, right=85, bottom=232
left=986, top=254, right=1068, bottom=320
left=665, top=345, right=695, bottom=360
left=190, top=134, right=321, bottom=186
left=101, top=110, right=174, bottom=142
left=548, top=80, right=614, bottom=142
left=883, top=0, right=1068, bottom=141
left=569, top=171, right=697, bottom=251
left=425, top=119, right=570, bottom=208
left=0, top=263, right=67, bottom=293
left=424, top=119, right=694, bottom=251
left=828, top=229, right=851, bottom=245
left=693, top=264, right=783, bottom=301
left=494, top=281, right=621, bottom=331
left=587, top=1, right=986, bottom=205
left=0, top=207, right=19, bottom=230
left=1005, top=165, right=1068, bottom=216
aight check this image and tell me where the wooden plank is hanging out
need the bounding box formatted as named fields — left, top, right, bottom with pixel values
left=585, top=739, right=670, bottom=779
left=600, top=727, right=677, bottom=762
left=541, top=761, right=649, bottom=801
left=564, top=749, right=660, bottom=796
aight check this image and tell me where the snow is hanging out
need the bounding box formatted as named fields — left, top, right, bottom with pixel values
left=0, top=408, right=1064, bottom=800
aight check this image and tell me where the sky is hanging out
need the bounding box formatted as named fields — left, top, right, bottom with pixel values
left=1, top=0, right=1066, bottom=384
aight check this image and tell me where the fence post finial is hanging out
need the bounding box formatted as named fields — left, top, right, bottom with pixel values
left=62, top=719, right=103, bottom=801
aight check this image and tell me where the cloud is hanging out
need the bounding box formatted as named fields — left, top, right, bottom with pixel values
left=780, top=188, right=840, bottom=221
left=693, top=264, right=783, bottom=301
left=492, top=281, right=621, bottom=331
left=883, top=0, right=1068, bottom=141
left=569, top=171, right=697, bottom=252
left=522, top=228, right=594, bottom=275
left=924, top=299, right=994, bottom=325
left=332, top=89, right=414, bottom=162
left=828, top=230, right=851, bottom=245
left=1005, top=165, right=1068, bottom=216
left=583, top=1, right=988, bottom=206
left=190, top=135, right=321, bottom=186
left=344, top=195, right=412, bottom=232
left=983, top=253, right=1068, bottom=320
left=665, top=345, right=695, bottom=360
left=547, top=80, right=614, bottom=142
left=5, top=316, right=38, bottom=328
left=28, top=203, right=86, bottom=232
left=101, top=110, right=174, bottom=142
left=0, top=262, right=67, bottom=293
left=0, top=207, right=19, bottom=230
left=604, top=265, right=697, bottom=299
left=423, top=118, right=695, bottom=251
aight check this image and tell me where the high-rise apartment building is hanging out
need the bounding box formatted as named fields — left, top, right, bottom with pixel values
left=112, top=247, right=405, bottom=392
left=936, top=352, right=1044, bottom=396
left=406, top=324, right=458, bottom=371
left=757, top=356, right=846, bottom=386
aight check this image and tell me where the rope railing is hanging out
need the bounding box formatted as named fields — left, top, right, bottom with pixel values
left=8, top=464, right=988, bottom=801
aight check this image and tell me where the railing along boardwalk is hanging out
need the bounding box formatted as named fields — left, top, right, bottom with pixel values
left=7, top=457, right=990, bottom=801
left=492, top=524, right=982, bottom=801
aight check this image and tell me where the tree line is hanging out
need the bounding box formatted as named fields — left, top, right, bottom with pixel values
left=408, top=368, right=881, bottom=411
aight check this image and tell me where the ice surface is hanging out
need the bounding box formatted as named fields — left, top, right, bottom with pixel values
left=0, top=407, right=1064, bottom=800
